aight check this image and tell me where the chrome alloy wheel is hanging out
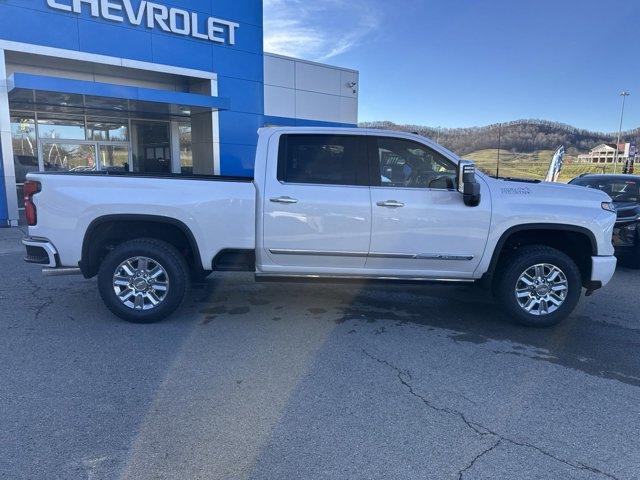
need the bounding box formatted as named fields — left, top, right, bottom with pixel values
left=113, top=257, right=169, bottom=311
left=515, top=263, right=569, bottom=316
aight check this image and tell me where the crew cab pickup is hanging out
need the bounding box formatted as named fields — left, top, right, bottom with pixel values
left=22, top=127, right=618, bottom=327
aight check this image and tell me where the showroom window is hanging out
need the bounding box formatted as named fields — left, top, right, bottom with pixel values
left=86, top=119, right=129, bottom=142
left=179, top=122, right=193, bottom=175
left=37, top=115, right=86, bottom=140
left=10, top=114, right=39, bottom=210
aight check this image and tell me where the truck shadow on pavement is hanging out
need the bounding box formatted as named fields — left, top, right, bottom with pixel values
left=195, top=274, right=640, bottom=389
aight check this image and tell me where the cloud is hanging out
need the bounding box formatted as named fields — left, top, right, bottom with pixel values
left=263, top=0, right=379, bottom=62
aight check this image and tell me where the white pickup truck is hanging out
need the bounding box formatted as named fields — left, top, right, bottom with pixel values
left=22, top=127, right=618, bottom=327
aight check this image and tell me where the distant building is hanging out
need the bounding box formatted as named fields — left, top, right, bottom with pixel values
left=578, top=143, right=632, bottom=163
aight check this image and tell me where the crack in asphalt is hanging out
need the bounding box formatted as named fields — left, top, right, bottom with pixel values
left=362, top=349, right=491, bottom=437
left=26, top=277, right=54, bottom=321
left=362, top=349, right=620, bottom=480
left=457, top=438, right=502, bottom=480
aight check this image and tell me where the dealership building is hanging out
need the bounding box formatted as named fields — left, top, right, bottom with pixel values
left=0, top=0, right=359, bottom=226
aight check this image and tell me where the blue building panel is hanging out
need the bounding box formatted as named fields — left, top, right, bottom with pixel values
left=218, top=77, right=263, bottom=115
left=77, top=19, right=154, bottom=62
left=0, top=4, right=80, bottom=51
left=211, top=0, right=263, bottom=27
left=216, top=23, right=264, bottom=55
left=219, top=143, right=260, bottom=177
left=218, top=111, right=263, bottom=146
left=150, top=33, right=215, bottom=72
left=214, top=49, right=264, bottom=83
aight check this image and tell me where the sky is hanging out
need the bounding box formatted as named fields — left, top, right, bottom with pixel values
left=263, top=0, right=640, bottom=132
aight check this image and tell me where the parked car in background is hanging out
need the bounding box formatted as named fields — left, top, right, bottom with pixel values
left=22, top=128, right=618, bottom=327
left=569, top=174, right=640, bottom=268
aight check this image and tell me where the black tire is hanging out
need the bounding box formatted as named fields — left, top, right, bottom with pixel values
left=493, top=245, right=582, bottom=328
left=98, top=238, right=191, bottom=323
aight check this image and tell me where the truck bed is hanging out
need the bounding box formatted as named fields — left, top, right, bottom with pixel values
left=27, top=171, right=257, bottom=271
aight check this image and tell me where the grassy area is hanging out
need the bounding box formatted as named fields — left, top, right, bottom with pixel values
left=464, top=149, right=619, bottom=182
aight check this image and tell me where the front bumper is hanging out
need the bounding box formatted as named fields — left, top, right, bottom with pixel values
left=22, top=237, right=59, bottom=268
left=588, top=255, right=617, bottom=292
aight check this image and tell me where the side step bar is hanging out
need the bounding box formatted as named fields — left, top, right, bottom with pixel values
left=42, top=267, right=82, bottom=277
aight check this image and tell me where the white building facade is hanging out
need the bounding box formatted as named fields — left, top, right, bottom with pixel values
left=578, top=143, right=632, bottom=164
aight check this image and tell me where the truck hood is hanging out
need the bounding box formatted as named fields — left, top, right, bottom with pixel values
left=484, top=176, right=612, bottom=205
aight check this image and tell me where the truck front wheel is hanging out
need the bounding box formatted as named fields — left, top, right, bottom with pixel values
left=97, top=239, right=191, bottom=323
left=493, top=245, right=582, bottom=327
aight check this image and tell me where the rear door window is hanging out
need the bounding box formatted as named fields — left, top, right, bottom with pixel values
left=277, top=134, right=368, bottom=186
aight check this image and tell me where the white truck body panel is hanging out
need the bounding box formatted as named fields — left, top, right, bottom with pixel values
left=27, top=174, right=256, bottom=270
left=27, top=127, right=617, bottom=289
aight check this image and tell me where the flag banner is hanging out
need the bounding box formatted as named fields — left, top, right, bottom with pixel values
left=623, top=142, right=636, bottom=174
left=545, top=146, right=565, bottom=182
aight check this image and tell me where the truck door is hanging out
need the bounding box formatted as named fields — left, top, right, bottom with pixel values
left=366, top=136, right=491, bottom=278
left=260, top=133, right=371, bottom=275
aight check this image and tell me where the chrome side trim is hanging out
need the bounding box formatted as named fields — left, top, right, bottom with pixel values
left=269, top=249, right=474, bottom=261
left=417, top=254, right=475, bottom=261
left=370, top=252, right=475, bottom=261
left=368, top=252, right=415, bottom=259
left=269, top=249, right=368, bottom=257
left=255, top=273, right=474, bottom=283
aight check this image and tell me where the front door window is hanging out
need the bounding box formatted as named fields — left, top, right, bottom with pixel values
left=374, top=137, right=457, bottom=190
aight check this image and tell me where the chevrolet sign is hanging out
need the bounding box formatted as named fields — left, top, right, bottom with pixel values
left=46, top=0, right=239, bottom=45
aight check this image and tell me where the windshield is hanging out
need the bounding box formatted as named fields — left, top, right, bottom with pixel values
left=572, top=178, right=639, bottom=203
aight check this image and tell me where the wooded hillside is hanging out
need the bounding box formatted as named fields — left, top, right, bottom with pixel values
left=359, top=119, right=640, bottom=156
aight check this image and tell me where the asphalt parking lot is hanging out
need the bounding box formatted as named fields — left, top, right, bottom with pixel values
left=1, top=227, right=639, bottom=480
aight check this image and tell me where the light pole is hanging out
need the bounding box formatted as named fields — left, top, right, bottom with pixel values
left=614, top=91, right=630, bottom=174
left=496, top=123, right=502, bottom=178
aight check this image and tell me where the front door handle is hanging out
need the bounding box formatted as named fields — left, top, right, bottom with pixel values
left=270, top=196, right=298, bottom=204
left=377, top=200, right=405, bottom=208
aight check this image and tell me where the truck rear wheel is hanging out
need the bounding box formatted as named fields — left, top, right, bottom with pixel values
left=97, top=239, right=190, bottom=323
left=493, top=245, right=582, bottom=327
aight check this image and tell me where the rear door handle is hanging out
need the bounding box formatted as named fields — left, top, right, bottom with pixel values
left=270, top=196, right=298, bottom=204
left=377, top=200, right=405, bottom=208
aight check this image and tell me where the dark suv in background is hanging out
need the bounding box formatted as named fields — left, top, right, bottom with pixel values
left=570, top=174, right=640, bottom=268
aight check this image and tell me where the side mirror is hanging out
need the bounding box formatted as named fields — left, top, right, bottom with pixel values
left=457, top=160, right=481, bottom=207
